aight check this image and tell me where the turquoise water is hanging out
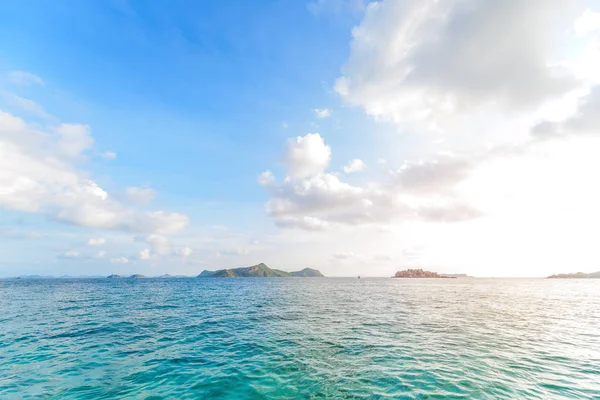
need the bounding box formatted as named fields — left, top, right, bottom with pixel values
left=1, top=278, right=599, bottom=399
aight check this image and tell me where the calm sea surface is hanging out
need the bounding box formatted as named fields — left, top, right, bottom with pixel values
left=1, top=278, right=599, bottom=399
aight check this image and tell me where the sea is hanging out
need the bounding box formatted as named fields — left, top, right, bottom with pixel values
left=1, top=278, right=599, bottom=399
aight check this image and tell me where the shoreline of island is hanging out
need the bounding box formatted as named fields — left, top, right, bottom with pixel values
left=392, top=269, right=472, bottom=278
left=546, top=271, right=600, bottom=279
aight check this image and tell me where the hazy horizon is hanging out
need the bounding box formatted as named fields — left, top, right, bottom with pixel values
left=2, top=0, right=600, bottom=278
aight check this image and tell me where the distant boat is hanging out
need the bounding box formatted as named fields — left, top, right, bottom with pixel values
left=358, top=276, right=360, bottom=279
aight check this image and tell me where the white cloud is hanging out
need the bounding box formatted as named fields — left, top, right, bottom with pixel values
left=0, top=91, right=54, bottom=120
left=94, top=250, right=106, bottom=259
left=531, top=85, right=600, bottom=139
left=58, top=251, right=79, bottom=259
left=110, top=257, right=129, bottom=264
left=314, top=108, right=332, bottom=118
left=261, top=133, right=481, bottom=230
left=87, top=237, right=106, bottom=246
left=54, top=123, right=95, bottom=159
left=283, top=133, right=331, bottom=178
left=343, top=158, right=366, bottom=173
left=124, top=187, right=156, bottom=205
left=176, top=247, right=193, bottom=257
left=139, top=248, right=151, bottom=260
left=574, top=9, right=600, bottom=37
left=393, top=156, right=473, bottom=193
left=0, top=110, right=189, bottom=235
left=101, top=151, right=117, bottom=160
left=6, top=71, right=44, bottom=86
left=257, top=171, right=275, bottom=186
left=137, top=234, right=170, bottom=255
left=336, top=0, right=585, bottom=129
left=275, top=216, right=330, bottom=231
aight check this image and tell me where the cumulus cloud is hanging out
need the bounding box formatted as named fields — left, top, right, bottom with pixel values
left=260, top=133, right=481, bottom=230
left=343, top=159, right=366, bottom=173
left=101, top=151, right=117, bottom=159
left=124, top=187, right=156, bottom=205
left=0, top=110, right=189, bottom=235
left=283, top=133, right=331, bottom=178
left=335, top=0, right=584, bottom=127
left=314, top=108, right=332, bottom=118
left=94, top=250, right=106, bottom=259
left=6, top=70, right=44, bottom=86
left=110, top=257, right=129, bottom=264
left=393, top=156, right=473, bottom=193
left=139, top=248, right=151, bottom=260
left=87, top=237, right=106, bottom=246
left=176, top=247, right=193, bottom=257
left=137, top=234, right=170, bottom=255
left=574, top=9, right=600, bottom=37
left=532, top=85, right=600, bottom=139
left=275, top=216, right=330, bottom=231
left=0, top=91, right=54, bottom=120
left=257, top=171, right=275, bottom=186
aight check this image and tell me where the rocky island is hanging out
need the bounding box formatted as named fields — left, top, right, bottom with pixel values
left=198, top=263, right=324, bottom=278
left=393, top=269, right=454, bottom=278
left=547, top=271, right=600, bottom=279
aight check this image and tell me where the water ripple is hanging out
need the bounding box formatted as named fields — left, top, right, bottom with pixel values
left=1, top=278, right=599, bottom=399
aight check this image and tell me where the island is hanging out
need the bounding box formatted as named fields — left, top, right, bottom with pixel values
left=393, top=269, right=454, bottom=278
left=107, top=274, right=122, bottom=279
left=547, top=271, right=600, bottom=279
left=128, top=274, right=146, bottom=279
left=197, top=263, right=324, bottom=278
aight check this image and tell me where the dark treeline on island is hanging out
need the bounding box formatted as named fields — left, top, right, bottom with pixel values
left=198, top=263, right=324, bottom=278
left=547, top=271, right=600, bottom=279
left=393, top=269, right=471, bottom=278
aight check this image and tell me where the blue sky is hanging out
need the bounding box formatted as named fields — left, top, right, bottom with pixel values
left=2, top=0, right=600, bottom=277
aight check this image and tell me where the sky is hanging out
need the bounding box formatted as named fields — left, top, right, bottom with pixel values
left=1, top=0, right=600, bottom=277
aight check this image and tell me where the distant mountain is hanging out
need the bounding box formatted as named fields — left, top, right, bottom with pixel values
left=547, top=271, right=600, bottom=279
left=16, top=275, right=54, bottom=279
left=128, top=274, right=146, bottom=279
left=197, top=263, right=324, bottom=278
left=155, top=274, right=188, bottom=278
left=107, top=274, right=122, bottom=279
left=290, top=268, right=325, bottom=277
left=393, top=269, right=454, bottom=278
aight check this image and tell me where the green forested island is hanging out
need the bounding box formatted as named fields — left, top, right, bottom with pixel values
left=547, top=271, right=600, bottom=279
left=393, top=269, right=452, bottom=278
left=198, top=263, right=324, bottom=278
